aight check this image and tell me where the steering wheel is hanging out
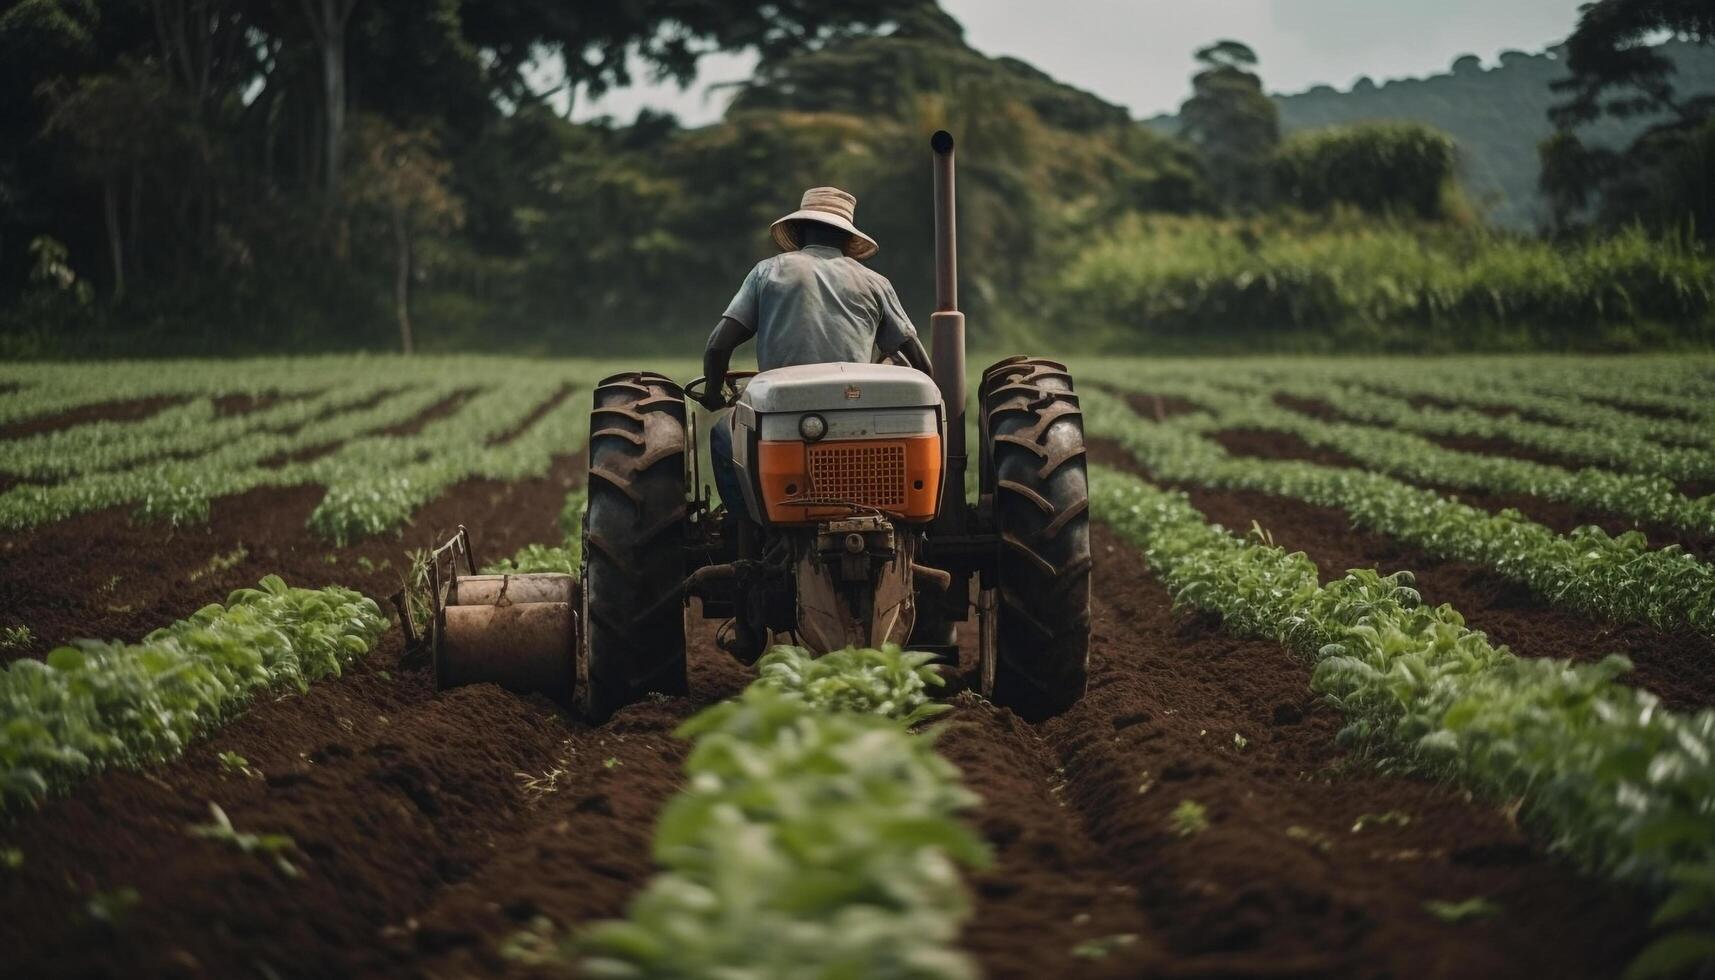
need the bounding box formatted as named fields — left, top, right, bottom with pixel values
left=684, top=371, right=757, bottom=410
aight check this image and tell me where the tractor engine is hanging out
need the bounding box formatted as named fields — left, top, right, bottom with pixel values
left=727, top=363, right=946, bottom=650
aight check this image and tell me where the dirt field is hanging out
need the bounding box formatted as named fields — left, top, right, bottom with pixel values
left=1, top=367, right=1706, bottom=977
left=0, top=462, right=1654, bottom=978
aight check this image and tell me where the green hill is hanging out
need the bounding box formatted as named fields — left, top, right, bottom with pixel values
left=1146, top=41, right=1715, bottom=229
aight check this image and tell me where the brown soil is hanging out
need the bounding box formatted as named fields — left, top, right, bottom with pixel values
left=0, top=395, right=189, bottom=440
left=0, top=454, right=583, bottom=661
left=1209, top=428, right=1361, bottom=471
left=1273, top=391, right=1341, bottom=420
left=489, top=385, right=576, bottom=446
left=213, top=392, right=295, bottom=416
left=1581, top=395, right=1696, bottom=422
left=1426, top=432, right=1590, bottom=473
left=1090, top=439, right=1715, bottom=712
left=378, top=388, right=479, bottom=438
left=1114, top=389, right=1201, bottom=420
left=0, top=497, right=1656, bottom=978
left=1254, top=398, right=1711, bottom=557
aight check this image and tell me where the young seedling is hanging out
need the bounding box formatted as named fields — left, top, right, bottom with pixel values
left=1071, top=934, right=1139, bottom=960
left=1352, top=810, right=1412, bottom=833
left=1424, top=897, right=1500, bottom=923
left=0, top=625, right=33, bottom=650
left=85, top=886, right=140, bottom=927
left=2, top=847, right=22, bottom=869
left=217, top=751, right=261, bottom=780
left=189, top=803, right=301, bottom=878
left=1169, top=800, right=1209, bottom=838
left=1286, top=825, right=1334, bottom=853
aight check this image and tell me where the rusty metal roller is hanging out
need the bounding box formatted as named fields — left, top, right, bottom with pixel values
left=435, top=572, right=577, bottom=705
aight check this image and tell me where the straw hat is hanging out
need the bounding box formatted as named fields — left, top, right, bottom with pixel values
left=770, top=186, right=879, bottom=260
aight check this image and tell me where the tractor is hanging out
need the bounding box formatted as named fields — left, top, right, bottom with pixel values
left=429, top=131, right=1092, bottom=722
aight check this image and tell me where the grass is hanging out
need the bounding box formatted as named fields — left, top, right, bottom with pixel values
left=1054, top=215, right=1715, bottom=351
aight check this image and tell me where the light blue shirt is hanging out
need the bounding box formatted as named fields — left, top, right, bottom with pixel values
left=721, top=245, right=918, bottom=371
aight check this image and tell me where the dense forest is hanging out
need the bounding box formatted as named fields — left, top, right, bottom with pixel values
left=1144, top=41, right=1715, bottom=229
left=0, top=0, right=1710, bottom=357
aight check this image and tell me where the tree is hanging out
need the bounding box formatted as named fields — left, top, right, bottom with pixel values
left=345, top=115, right=462, bottom=353
left=1272, top=122, right=1460, bottom=220
left=1543, top=0, right=1715, bottom=236
left=1551, top=0, right=1714, bottom=129
left=296, top=0, right=359, bottom=199
left=1178, top=40, right=1279, bottom=211
left=39, top=62, right=195, bottom=303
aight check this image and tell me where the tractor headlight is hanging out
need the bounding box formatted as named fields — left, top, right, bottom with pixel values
left=799, top=413, right=827, bottom=441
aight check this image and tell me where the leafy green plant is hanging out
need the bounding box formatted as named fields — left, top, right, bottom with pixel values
left=1083, top=388, right=1715, bottom=636
left=217, top=751, right=260, bottom=780
left=1169, top=800, right=1209, bottom=838
left=85, top=886, right=140, bottom=926
left=0, top=576, right=387, bottom=809
left=1352, top=811, right=1412, bottom=833
left=753, top=645, right=950, bottom=725
left=1091, top=462, right=1715, bottom=972
left=1071, top=934, right=1140, bottom=960
left=0, top=625, right=32, bottom=650
left=573, top=648, right=986, bottom=979
left=189, top=803, right=301, bottom=877
left=1424, top=897, right=1501, bottom=923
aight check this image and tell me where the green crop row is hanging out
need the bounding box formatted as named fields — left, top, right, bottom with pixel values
left=1080, top=373, right=1715, bottom=537
left=1078, top=356, right=1715, bottom=470
left=1090, top=463, right=1715, bottom=978
left=0, top=576, right=388, bottom=810
left=1205, top=357, right=1715, bottom=447
left=1279, top=379, right=1715, bottom=483
left=1082, top=388, right=1715, bottom=636
left=482, top=488, right=587, bottom=577
left=0, top=383, right=463, bottom=530
left=304, top=380, right=587, bottom=544
left=0, top=383, right=397, bottom=480
left=1, top=366, right=604, bottom=542
left=0, top=357, right=340, bottom=426
left=573, top=646, right=987, bottom=979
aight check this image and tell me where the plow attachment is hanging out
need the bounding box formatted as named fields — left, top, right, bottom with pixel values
left=428, top=526, right=578, bottom=705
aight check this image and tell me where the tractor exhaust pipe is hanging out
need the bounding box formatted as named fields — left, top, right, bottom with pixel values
left=929, top=130, right=967, bottom=532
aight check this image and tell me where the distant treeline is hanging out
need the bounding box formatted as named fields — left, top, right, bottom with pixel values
left=1148, top=41, right=1715, bottom=231
left=0, top=0, right=1710, bottom=358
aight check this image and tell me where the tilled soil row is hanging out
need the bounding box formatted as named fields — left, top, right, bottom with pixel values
left=0, top=618, right=751, bottom=979
left=1209, top=426, right=1714, bottom=561
left=0, top=519, right=1654, bottom=980
left=1089, top=437, right=1715, bottom=712
left=0, top=443, right=583, bottom=662
left=1269, top=391, right=1715, bottom=519
left=0, top=437, right=1665, bottom=979
left=995, top=529, right=1650, bottom=978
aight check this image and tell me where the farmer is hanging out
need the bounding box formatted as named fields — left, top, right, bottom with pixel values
left=697, top=186, right=932, bottom=510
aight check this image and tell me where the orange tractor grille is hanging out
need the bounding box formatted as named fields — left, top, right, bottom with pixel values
left=809, top=442, right=908, bottom=510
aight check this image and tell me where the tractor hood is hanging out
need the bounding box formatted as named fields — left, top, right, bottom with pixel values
left=740, top=363, right=942, bottom=414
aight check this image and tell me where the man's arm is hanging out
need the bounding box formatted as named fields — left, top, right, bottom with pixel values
left=700, top=316, right=754, bottom=410
left=891, top=336, right=931, bottom=374
left=873, top=277, right=930, bottom=376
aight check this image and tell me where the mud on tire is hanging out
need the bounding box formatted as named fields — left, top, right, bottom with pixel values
left=979, top=356, right=1092, bottom=721
left=580, top=371, right=689, bottom=722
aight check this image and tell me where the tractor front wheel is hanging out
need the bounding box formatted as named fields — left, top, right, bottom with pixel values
left=979, top=356, right=1092, bottom=721
left=579, top=371, right=689, bottom=723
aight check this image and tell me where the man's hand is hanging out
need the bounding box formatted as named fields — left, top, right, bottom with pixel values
left=695, top=386, right=727, bottom=413
left=701, top=316, right=753, bottom=413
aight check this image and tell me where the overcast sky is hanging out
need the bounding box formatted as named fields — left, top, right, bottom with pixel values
left=568, top=0, right=1588, bottom=124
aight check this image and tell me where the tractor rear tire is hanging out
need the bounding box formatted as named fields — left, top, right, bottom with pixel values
left=979, top=356, right=1091, bottom=721
left=579, top=371, right=689, bottom=723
